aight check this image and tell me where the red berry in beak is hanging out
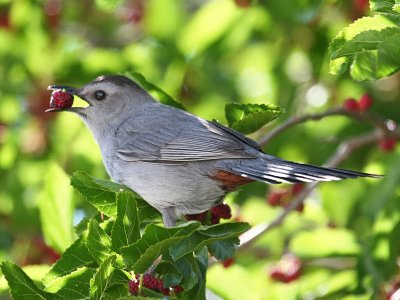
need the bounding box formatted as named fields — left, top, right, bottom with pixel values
left=50, top=90, right=74, bottom=109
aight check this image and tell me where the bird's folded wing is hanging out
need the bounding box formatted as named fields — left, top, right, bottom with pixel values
left=116, top=114, right=256, bottom=163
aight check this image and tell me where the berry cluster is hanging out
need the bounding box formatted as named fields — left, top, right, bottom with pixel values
left=343, top=94, right=398, bottom=152
left=269, top=254, right=302, bottom=283
left=186, top=203, right=232, bottom=225
left=50, top=90, right=74, bottom=109
left=343, top=93, right=373, bottom=112
left=129, top=274, right=183, bottom=296
left=267, top=183, right=305, bottom=212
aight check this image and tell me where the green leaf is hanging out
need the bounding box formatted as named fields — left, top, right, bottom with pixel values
left=126, top=72, right=185, bottom=110
left=45, top=267, right=96, bottom=299
left=38, top=163, right=74, bottom=253
left=207, top=238, right=238, bottom=260
left=155, top=261, right=182, bottom=287
left=329, top=14, right=400, bottom=80
left=90, top=256, right=117, bottom=300
left=225, top=103, right=284, bottom=134
left=43, top=235, right=95, bottom=286
left=174, top=255, right=199, bottom=290
left=71, top=171, right=158, bottom=222
left=86, top=219, right=112, bottom=264
left=1, top=261, right=60, bottom=300
left=169, top=222, right=250, bottom=260
left=182, top=247, right=208, bottom=300
left=370, top=0, right=397, bottom=13
left=95, top=0, right=124, bottom=11
left=111, top=191, right=140, bottom=252
left=71, top=171, right=121, bottom=218
left=120, top=222, right=201, bottom=273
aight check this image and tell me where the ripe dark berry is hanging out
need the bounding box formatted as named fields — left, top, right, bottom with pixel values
left=129, top=273, right=173, bottom=296
left=267, top=190, right=287, bottom=206
left=358, top=93, right=373, bottom=112
left=269, top=254, right=302, bottom=283
left=186, top=212, right=207, bottom=223
left=211, top=203, right=232, bottom=219
left=343, top=98, right=359, bottom=111
left=379, top=138, right=397, bottom=152
left=129, top=279, right=139, bottom=295
left=50, top=90, right=74, bottom=109
left=222, top=257, right=234, bottom=268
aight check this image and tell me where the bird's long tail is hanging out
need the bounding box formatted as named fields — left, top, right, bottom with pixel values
left=229, top=157, right=382, bottom=184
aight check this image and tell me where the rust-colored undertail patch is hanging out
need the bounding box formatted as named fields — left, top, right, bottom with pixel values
left=211, top=170, right=254, bottom=191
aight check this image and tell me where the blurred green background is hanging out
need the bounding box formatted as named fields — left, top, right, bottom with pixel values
left=1, top=0, right=399, bottom=299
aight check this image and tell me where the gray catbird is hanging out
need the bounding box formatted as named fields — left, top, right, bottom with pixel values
left=47, top=75, right=380, bottom=227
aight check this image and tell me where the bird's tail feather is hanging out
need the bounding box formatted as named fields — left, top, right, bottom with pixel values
left=229, top=158, right=382, bottom=185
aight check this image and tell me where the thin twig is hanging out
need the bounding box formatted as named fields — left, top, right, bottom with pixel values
left=258, top=108, right=393, bottom=147
left=240, top=109, right=399, bottom=249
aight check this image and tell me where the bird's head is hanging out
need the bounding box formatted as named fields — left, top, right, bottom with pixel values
left=46, top=75, right=154, bottom=120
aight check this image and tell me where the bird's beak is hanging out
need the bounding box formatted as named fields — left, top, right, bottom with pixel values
left=45, top=85, right=90, bottom=113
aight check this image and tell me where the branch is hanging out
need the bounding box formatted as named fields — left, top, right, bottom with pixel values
left=258, top=107, right=394, bottom=147
left=240, top=107, right=400, bottom=249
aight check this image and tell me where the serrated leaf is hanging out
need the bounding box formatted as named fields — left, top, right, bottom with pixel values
left=225, top=103, right=284, bottom=134
left=207, top=238, right=239, bottom=260
left=71, top=171, right=158, bottom=222
left=90, top=256, right=116, bottom=300
left=126, top=72, right=185, bottom=110
left=71, top=171, right=121, bottom=218
left=174, top=255, right=199, bottom=290
left=43, top=235, right=95, bottom=286
left=1, top=261, right=61, bottom=300
left=182, top=247, right=208, bottom=300
left=329, top=13, right=400, bottom=80
left=111, top=191, right=140, bottom=252
left=169, top=222, right=250, bottom=260
left=86, top=219, right=112, bottom=263
left=370, top=0, right=397, bottom=13
left=120, top=222, right=201, bottom=273
left=38, top=163, right=74, bottom=253
left=155, top=261, right=182, bottom=287
left=45, top=267, right=96, bottom=299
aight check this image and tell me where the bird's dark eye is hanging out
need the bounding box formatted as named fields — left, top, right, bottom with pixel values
left=94, top=90, right=106, bottom=101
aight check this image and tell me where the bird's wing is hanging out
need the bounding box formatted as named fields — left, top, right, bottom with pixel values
left=115, top=106, right=257, bottom=163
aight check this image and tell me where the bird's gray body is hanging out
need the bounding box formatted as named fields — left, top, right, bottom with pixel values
left=49, top=75, right=379, bottom=226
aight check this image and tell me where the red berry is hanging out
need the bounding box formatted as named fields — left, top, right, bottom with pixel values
left=50, top=90, right=74, bottom=109
left=129, top=279, right=139, bottom=295
left=267, top=190, right=287, bottom=206
left=186, top=212, right=207, bottom=223
left=234, top=0, right=251, bottom=8
left=269, top=254, right=302, bottom=283
left=379, top=138, right=397, bottom=152
left=343, top=98, right=359, bottom=111
left=222, top=258, right=234, bottom=268
left=211, top=203, right=232, bottom=219
left=172, top=285, right=183, bottom=293
left=0, top=11, right=10, bottom=29
left=358, top=93, right=373, bottom=112
left=354, top=0, right=369, bottom=13
left=292, top=183, right=305, bottom=195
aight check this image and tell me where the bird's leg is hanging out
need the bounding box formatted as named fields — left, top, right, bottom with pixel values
left=161, top=207, right=176, bottom=227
